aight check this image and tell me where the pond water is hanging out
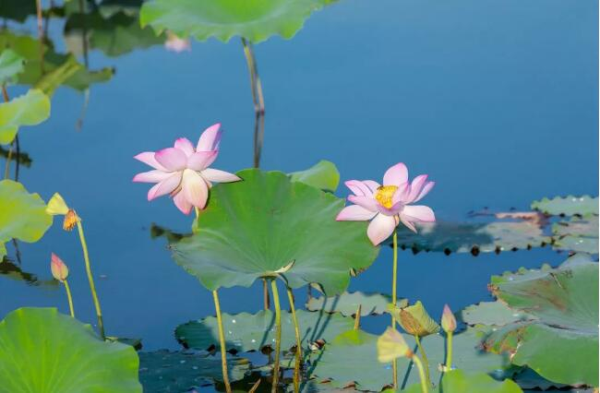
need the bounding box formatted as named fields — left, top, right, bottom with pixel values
left=1, top=0, right=597, bottom=351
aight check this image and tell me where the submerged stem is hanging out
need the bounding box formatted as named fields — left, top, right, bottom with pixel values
left=270, top=279, right=282, bottom=393
left=446, top=332, right=453, bottom=369
left=213, top=290, right=232, bottom=393
left=76, top=219, right=105, bottom=340
left=287, top=287, right=302, bottom=393
left=241, top=38, right=265, bottom=168
left=391, top=229, right=398, bottom=389
left=63, top=279, right=75, bottom=318
left=415, top=335, right=431, bottom=386
left=411, top=354, right=429, bottom=393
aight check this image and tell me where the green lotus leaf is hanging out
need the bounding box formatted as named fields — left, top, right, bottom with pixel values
left=0, top=307, right=142, bottom=392
left=176, top=309, right=354, bottom=352
left=310, top=328, right=511, bottom=391
left=552, top=216, right=599, bottom=254
left=139, top=350, right=251, bottom=390
left=0, top=89, right=50, bottom=145
left=140, top=0, right=328, bottom=44
left=171, top=169, right=379, bottom=294
left=290, top=160, right=340, bottom=192
left=531, top=195, right=599, bottom=216
left=65, top=11, right=165, bottom=58
left=34, top=54, right=81, bottom=95
left=460, top=301, right=536, bottom=327
left=394, top=221, right=550, bottom=255
left=306, top=291, right=408, bottom=317
left=394, top=301, right=440, bottom=337
left=403, top=370, right=523, bottom=393
left=483, top=261, right=599, bottom=387
left=0, top=48, right=25, bottom=85
left=0, top=31, right=113, bottom=92
left=0, top=180, right=52, bottom=259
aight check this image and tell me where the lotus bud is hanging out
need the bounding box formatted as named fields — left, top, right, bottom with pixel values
left=395, top=301, right=440, bottom=337
left=377, top=327, right=413, bottom=363
left=63, top=209, right=79, bottom=231
left=46, top=193, right=69, bottom=215
left=441, top=304, right=457, bottom=333
left=50, top=253, right=69, bottom=281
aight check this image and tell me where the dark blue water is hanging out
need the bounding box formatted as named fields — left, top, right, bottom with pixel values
left=1, top=0, right=597, bottom=350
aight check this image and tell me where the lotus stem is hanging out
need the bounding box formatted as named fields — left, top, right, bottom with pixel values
left=411, top=354, right=429, bottom=393
left=76, top=219, right=105, bottom=340
left=263, top=279, right=270, bottom=310
left=415, top=335, right=431, bottom=386
left=391, top=229, right=398, bottom=389
left=35, top=0, right=44, bottom=74
left=270, top=279, right=282, bottom=393
left=354, top=304, right=362, bottom=330
left=213, top=290, right=232, bottom=393
left=2, top=86, right=11, bottom=180
left=446, top=331, right=453, bottom=370
left=287, top=286, right=302, bottom=393
left=241, top=38, right=265, bottom=168
left=63, top=279, right=75, bottom=318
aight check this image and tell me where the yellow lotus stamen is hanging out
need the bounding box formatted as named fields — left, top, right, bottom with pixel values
left=375, top=185, right=398, bottom=209
left=63, top=209, right=79, bottom=231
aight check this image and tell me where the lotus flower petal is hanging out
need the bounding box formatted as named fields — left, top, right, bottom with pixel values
left=134, top=152, right=166, bottom=171
left=367, top=213, right=397, bottom=245
left=201, top=168, right=241, bottom=184
left=155, top=148, right=188, bottom=171
left=147, top=172, right=182, bottom=201
left=188, top=151, right=218, bottom=171
left=133, top=170, right=173, bottom=184
left=182, top=169, right=209, bottom=209
left=174, top=138, right=195, bottom=156
left=197, top=123, right=222, bottom=152
left=336, top=205, right=377, bottom=221
left=383, top=163, right=408, bottom=186
left=173, top=191, right=193, bottom=215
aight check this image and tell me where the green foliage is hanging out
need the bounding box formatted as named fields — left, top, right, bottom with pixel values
left=460, top=301, right=535, bottom=327
left=531, top=195, right=599, bottom=216
left=0, top=89, right=50, bottom=145
left=0, top=180, right=52, bottom=259
left=403, top=370, right=523, bottom=393
left=175, top=309, right=354, bottom=352
left=0, top=0, right=36, bottom=22
left=171, top=169, right=379, bottom=294
left=0, top=308, right=142, bottom=392
left=290, top=160, right=340, bottom=192
left=0, top=49, right=25, bottom=85
left=140, top=0, right=328, bottom=43
left=552, top=216, right=599, bottom=253
left=306, top=291, right=408, bottom=317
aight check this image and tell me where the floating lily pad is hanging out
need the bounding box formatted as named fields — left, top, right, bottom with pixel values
left=394, top=221, right=550, bottom=255
left=403, top=370, right=522, bottom=393
left=0, top=48, right=25, bottom=84
left=140, top=0, right=328, bottom=43
left=290, top=160, right=340, bottom=193
left=484, top=261, right=598, bottom=387
left=460, top=301, right=536, bottom=327
left=171, top=169, right=379, bottom=294
left=310, top=328, right=511, bottom=391
left=306, top=291, right=408, bottom=317
left=176, top=309, right=354, bottom=352
left=552, top=216, right=599, bottom=254
left=0, top=307, right=142, bottom=392
left=139, top=350, right=251, bottom=391
left=0, top=89, right=50, bottom=144
left=0, top=180, right=52, bottom=259
left=531, top=195, right=599, bottom=216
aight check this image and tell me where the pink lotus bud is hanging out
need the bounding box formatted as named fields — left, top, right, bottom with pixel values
left=441, top=304, right=457, bottom=333
left=51, top=253, right=69, bottom=282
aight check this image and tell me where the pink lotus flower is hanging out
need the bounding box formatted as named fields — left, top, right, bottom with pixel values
left=165, top=31, right=191, bottom=53
left=133, top=123, right=241, bottom=214
left=51, top=253, right=69, bottom=282
left=336, top=163, right=435, bottom=245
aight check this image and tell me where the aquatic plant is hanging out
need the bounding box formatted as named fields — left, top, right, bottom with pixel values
left=50, top=253, right=75, bottom=318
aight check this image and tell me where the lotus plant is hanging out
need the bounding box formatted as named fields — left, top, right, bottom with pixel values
left=337, top=162, right=435, bottom=388
left=441, top=304, right=457, bottom=370
left=50, top=253, right=75, bottom=318
left=133, top=123, right=241, bottom=215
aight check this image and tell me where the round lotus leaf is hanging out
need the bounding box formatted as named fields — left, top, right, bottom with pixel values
left=484, top=261, right=598, bottom=387
left=140, top=0, right=328, bottom=43
left=289, top=160, right=340, bottom=192
left=0, top=180, right=52, bottom=259
left=306, top=291, right=408, bottom=317
left=552, top=216, right=599, bottom=254
left=394, top=221, right=550, bottom=255
left=176, top=309, right=354, bottom=352
left=460, top=301, right=536, bottom=327
left=0, top=307, right=142, bottom=392
left=0, top=48, right=24, bottom=85
left=139, top=350, right=251, bottom=391
left=531, top=195, right=599, bottom=216
left=402, top=370, right=523, bottom=393
left=310, top=328, right=511, bottom=391
left=171, top=169, right=379, bottom=294
left=0, top=89, right=50, bottom=144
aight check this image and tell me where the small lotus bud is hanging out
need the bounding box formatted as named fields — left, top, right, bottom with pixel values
left=46, top=193, right=69, bottom=215
left=63, top=209, right=79, bottom=231
left=396, top=301, right=440, bottom=337
left=51, top=253, right=69, bottom=281
left=377, top=327, right=412, bottom=363
left=441, top=304, right=457, bottom=333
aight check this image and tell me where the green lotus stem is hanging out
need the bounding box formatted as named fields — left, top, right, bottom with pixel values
left=263, top=279, right=270, bottom=310
left=76, top=220, right=105, bottom=340
left=241, top=38, right=265, bottom=169
left=35, top=0, right=44, bottom=74
left=446, top=331, right=453, bottom=369
left=287, top=287, right=302, bottom=393
left=415, top=335, right=431, bottom=386
left=391, top=229, right=398, bottom=389
left=63, top=279, right=75, bottom=318
left=212, top=290, right=232, bottom=393
left=270, top=279, right=282, bottom=393
left=354, top=304, right=362, bottom=330
left=411, top=354, right=429, bottom=393
left=2, top=86, right=12, bottom=180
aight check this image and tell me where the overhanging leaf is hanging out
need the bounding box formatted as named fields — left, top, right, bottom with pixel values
left=306, top=291, right=408, bottom=317
left=176, top=309, right=354, bottom=352
left=0, top=180, right=52, bottom=259
left=171, top=169, right=379, bottom=294
left=531, top=195, right=599, bottom=216
left=0, top=307, right=142, bottom=392
left=0, top=89, right=50, bottom=145
left=290, top=160, right=340, bottom=192
left=140, top=0, right=328, bottom=43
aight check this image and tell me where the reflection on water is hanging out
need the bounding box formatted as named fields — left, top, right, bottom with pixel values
left=0, top=0, right=597, bottom=352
